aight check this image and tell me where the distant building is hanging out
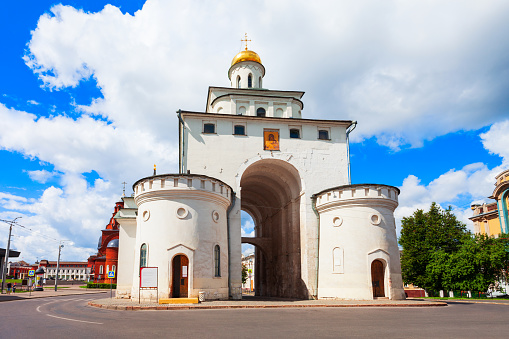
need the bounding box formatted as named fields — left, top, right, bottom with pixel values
left=241, top=253, right=255, bottom=292
left=8, top=260, right=35, bottom=279
left=87, top=200, right=122, bottom=283
left=38, top=259, right=89, bottom=280
left=470, top=169, right=509, bottom=236
left=9, top=260, right=89, bottom=281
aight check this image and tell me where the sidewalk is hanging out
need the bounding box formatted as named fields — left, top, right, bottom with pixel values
left=0, top=286, right=108, bottom=302
left=89, top=296, right=447, bottom=310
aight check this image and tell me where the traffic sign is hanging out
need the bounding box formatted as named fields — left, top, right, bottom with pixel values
left=28, top=270, right=35, bottom=277
left=107, top=270, right=115, bottom=279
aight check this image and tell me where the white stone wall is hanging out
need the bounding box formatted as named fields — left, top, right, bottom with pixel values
left=130, top=175, right=232, bottom=301
left=182, top=114, right=350, bottom=298
left=229, top=61, right=264, bottom=89
left=316, top=184, right=406, bottom=300
left=207, top=89, right=303, bottom=118
left=116, top=218, right=136, bottom=298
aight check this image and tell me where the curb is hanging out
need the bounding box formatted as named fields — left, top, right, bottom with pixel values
left=0, top=290, right=107, bottom=301
left=87, top=301, right=447, bottom=310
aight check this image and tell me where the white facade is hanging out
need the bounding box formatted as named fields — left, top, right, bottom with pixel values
left=117, top=47, right=405, bottom=301
left=315, top=184, right=405, bottom=300
left=42, top=262, right=89, bottom=281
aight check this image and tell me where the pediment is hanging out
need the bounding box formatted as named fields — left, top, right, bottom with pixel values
left=167, top=244, right=195, bottom=252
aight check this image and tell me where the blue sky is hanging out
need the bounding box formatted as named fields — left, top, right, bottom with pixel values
left=1, top=0, right=508, bottom=261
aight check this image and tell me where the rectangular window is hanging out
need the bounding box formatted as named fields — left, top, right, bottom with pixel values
left=263, top=129, right=280, bottom=151
left=233, top=125, right=246, bottom=135
left=203, top=123, right=215, bottom=134
left=318, top=128, right=330, bottom=140
left=289, top=128, right=300, bottom=139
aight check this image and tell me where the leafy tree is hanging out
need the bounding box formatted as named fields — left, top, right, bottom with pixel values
left=399, top=202, right=469, bottom=293
left=400, top=202, right=509, bottom=294
left=449, top=234, right=509, bottom=292
left=242, top=264, right=248, bottom=285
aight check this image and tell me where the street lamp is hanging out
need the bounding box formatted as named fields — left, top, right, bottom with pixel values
left=54, top=243, right=64, bottom=291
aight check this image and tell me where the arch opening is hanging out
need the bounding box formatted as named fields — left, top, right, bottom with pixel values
left=240, top=159, right=307, bottom=298
left=371, top=259, right=385, bottom=298
left=171, top=254, right=189, bottom=298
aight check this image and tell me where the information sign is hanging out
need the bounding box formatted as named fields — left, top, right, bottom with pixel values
left=28, top=270, right=35, bottom=277
left=140, top=267, right=158, bottom=288
left=107, top=270, right=115, bottom=279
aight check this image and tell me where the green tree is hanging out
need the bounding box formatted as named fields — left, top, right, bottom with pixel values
left=242, top=264, right=248, bottom=285
left=449, top=234, right=509, bottom=292
left=399, top=202, right=469, bottom=293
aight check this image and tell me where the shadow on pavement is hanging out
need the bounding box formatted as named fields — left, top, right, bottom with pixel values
left=0, top=295, right=26, bottom=302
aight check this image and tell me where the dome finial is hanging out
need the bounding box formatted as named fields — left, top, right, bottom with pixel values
left=241, top=33, right=251, bottom=51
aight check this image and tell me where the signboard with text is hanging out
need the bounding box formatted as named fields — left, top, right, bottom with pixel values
left=140, top=267, right=158, bottom=288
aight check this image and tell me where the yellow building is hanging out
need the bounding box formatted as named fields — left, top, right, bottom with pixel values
left=470, top=169, right=509, bottom=236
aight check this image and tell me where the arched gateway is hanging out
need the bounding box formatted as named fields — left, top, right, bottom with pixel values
left=240, top=159, right=307, bottom=298
left=115, top=43, right=406, bottom=302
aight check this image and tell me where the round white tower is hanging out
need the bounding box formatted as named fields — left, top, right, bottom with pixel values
left=131, top=174, right=233, bottom=301
left=228, top=49, right=265, bottom=89
left=314, top=184, right=406, bottom=300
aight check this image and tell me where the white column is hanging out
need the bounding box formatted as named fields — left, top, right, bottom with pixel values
left=249, top=100, right=255, bottom=116
left=268, top=102, right=274, bottom=117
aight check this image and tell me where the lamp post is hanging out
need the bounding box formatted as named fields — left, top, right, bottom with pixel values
left=54, top=243, right=64, bottom=291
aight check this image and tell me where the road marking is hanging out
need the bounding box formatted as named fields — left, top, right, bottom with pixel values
left=35, top=298, right=103, bottom=325
left=36, top=299, right=67, bottom=313
left=46, top=314, right=103, bottom=324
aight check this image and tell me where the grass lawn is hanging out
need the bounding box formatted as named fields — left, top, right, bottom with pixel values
left=0, top=279, right=23, bottom=284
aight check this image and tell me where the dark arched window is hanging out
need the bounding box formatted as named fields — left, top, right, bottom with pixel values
left=259, top=76, right=262, bottom=88
left=214, top=245, right=221, bottom=277
left=140, top=243, right=147, bottom=267
left=248, top=74, right=252, bottom=88
left=237, top=76, right=241, bottom=89
left=257, top=107, right=266, bottom=117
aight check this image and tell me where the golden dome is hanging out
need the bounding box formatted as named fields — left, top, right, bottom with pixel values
left=231, top=49, right=262, bottom=67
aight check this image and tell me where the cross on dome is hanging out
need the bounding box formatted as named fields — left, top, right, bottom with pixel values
left=241, top=33, right=251, bottom=51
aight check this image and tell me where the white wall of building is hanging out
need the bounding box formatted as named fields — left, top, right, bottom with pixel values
left=315, top=185, right=406, bottom=300
left=130, top=175, right=232, bottom=301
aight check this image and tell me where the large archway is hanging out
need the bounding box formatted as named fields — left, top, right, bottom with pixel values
left=240, top=159, right=307, bottom=299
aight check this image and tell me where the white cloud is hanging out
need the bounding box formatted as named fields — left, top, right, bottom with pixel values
left=2, top=0, right=509, bottom=261
left=21, top=1, right=509, bottom=149
left=396, top=119, right=509, bottom=232
left=241, top=220, right=255, bottom=237
left=26, top=169, right=59, bottom=184
left=481, top=120, right=509, bottom=165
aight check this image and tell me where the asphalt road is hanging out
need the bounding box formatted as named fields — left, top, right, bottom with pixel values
left=0, top=293, right=508, bottom=338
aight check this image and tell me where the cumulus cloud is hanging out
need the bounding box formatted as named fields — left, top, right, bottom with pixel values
left=21, top=1, right=509, bottom=149
left=396, top=119, right=509, bottom=232
left=2, top=0, right=509, bottom=261
left=26, top=169, right=59, bottom=184
left=241, top=219, right=255, bottom=238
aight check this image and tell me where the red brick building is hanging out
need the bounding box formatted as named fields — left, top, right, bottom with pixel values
left=9, top=261, right=37, bottom=279
left=87, top=201, right=122, bottom=283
